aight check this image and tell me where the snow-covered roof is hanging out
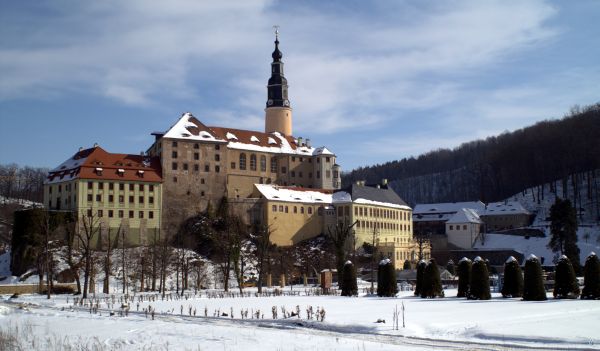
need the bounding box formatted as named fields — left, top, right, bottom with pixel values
left=483, top=201, right=530, bottom=216
left=446, top=208, right=483, bottom=224
left=255, top=184, right=332, bottom=204
left=161, top=113, right=336, bottom=157
left=333, top=184, right=411, bottom=210
left=413, top=201, right=486, bottom=215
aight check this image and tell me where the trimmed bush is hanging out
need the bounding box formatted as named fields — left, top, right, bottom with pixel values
left=581, top=252, right=600, bottom=299
left=414, top=260, right=427, bottom=296
left=377, top=259, right=397, bottom=297
left=421, top=259, right=444, bottom=298
left=468, top=257, right=491, bottom=300
left=554, top=255, right=580, bottom=299
left=502, top=256, right=523, bottom=298
left=341, top=261, right=358, bottom=297
left=457, top=257, right=472, bottom=298
left=523, top=254, right=547, bottom=301
left=403, top=260, right=412, bottom=270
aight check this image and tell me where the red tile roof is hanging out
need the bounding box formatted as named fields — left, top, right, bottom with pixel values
left=46, top=146, right=162, bottom=184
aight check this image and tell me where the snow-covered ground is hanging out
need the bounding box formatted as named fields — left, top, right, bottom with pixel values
left=2, top=287, right=599, bottom=350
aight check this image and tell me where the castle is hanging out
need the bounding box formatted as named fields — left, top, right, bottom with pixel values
left=44, top=31, right=423, bottom=269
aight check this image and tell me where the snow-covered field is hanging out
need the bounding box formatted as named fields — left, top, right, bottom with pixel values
left=2, top=287, right=599, bottom=351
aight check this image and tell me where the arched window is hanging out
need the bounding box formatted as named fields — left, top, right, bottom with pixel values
left=270, top=157, right=277, bottom=172
left=239, top=153, right=247, bottom=170
left=250, top=154, right=257, bottom=171
left=260, top=155, right=267, bottom=172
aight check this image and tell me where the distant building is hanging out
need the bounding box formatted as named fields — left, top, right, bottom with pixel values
left=412, top=201, right=485, bottom=236
left=480, top=201, right=532, bottom=231
left=446, top=208, right=483, bottom=249
left=44, top=146, right=163, bottom=246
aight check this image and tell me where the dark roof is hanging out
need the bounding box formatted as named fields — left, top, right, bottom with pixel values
left=340, top=184, right=409, bottom=207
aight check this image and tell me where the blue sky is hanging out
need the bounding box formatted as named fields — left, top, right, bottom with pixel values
left=1, top=0, right=599, bottom=171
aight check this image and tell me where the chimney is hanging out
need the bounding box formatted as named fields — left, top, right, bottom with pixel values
left=78, top=147, right=83, bottom=152
left=93, top=143, right=98, bottom=148
left=306, top=138, right=311, bottom=147
left=297, top=136, right=303, bottom=146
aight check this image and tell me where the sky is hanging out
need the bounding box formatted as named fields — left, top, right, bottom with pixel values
left=1, top=0, right=599, bottom=171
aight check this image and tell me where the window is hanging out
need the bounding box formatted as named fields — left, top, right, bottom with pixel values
left=270, top=158, right=277, bottom=172
left=301, top=207, right=304, bottom=214
left=250, top=154, right=257, bottom=171
left=172, top=141, right=178, bottom=147
left=215, top=145, right=220, bottom=150
left=281, top=166, right=286, bottom=174
left=87, top=194, right=93, bottom=202
left=194, top=143, right=199, bottom=149
left=88, top=181, right=93, bottom=189
left=108, top=210, right=114, bottom=218
left=326, top=157, right=330, bottom=163
left=194, top=164, right=199, bottom=172
left=215, top=165, right=220, bottom=173
left=260, top=155, right=266, bottom=172
left=129, top=196, right=134, bottom=203
left=119, top=195, right=124, bottom=203
left=149, top=211, right=154, bottom=219
left=201, top=191, right=205, bottom=196
left=109, top=195, right=114, bottom=202
left=194, top=152, right=199, bottom=160
left=172, top=162, right=178, bottom=170
left=149, top=196, right=154, bottom=204
left=326, top=170, right=331, bottom=178
left=215, top=154, right=220, bottom=161
left=129, top=210, right=134, bottom=218
left=172, top=151, right=178, bottom=158
left=119, top=210, right=124, bottom=218
left=272, top=205, right=277, bottom=212
left=183, top=163, right=188, bottom=171
left=285, top=206, right=289, bottom=213
left=119, top=183, right=125, bottom=191
left=98, top=210, right=103, bottom=217
left=204, top=165, right=210, bottom=172
left=239, top=153, right=247, bottom=170
left=139, top=211, right=144, bottom=219
left=87, top=209, right=92, bottom=217
left=333, top=170, right=339, bottom=178
left=96, top=194, right=101, bottom=202
left=279, top=205, right=284, bottom=212
left=449, top=225, right=453, bottom=230
left=139, top=184, right=144, bottom=191
left=463, top=225, right=467, bottom=230
left=109, top=183, right=114, bottom=190
left=231, top=162, right=236, bottom=169
left=149, top=184, right=154, bottom=192
left=293, top=206, right=297, bottom=213
left=139, top=196, right=144, bottom=204
left=201, top=178, right=205, bottom=184
left=308, top=207, right=313, bottom=214
left=129, top=184, right=134, bottom=191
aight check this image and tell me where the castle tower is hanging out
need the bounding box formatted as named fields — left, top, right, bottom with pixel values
left=265, top=27, right=293, bottom=135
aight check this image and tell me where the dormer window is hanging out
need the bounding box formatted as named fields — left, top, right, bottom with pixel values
left=117, top=169, right=125, bottom=177
left=250, top=136, right=260, bottom=143
left=95, top=167, right=103, bottom=176
left=137, top=170, right=145, bottom=178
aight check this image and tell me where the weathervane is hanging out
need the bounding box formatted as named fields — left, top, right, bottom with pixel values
left=273, top=25, right=280, bottom=40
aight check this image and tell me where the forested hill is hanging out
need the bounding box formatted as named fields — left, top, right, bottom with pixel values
left=343, top=103, right=600, bottom=206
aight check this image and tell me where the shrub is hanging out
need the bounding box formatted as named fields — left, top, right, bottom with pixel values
left=553, top=255, right=580, bottom=299
left=502, top=256, right=523, bottom=298
left=414, top=260, right=426, bottom=296
left=523, top=254, right=547, bottom=301
left=341, top=261, right=358, bottom=297
left=403, top=260, right=412, bottom=270
left=457, top=257, right=471, bottom=298
left=468, top=257, right=490, bottom=300
left=377, top=259, right=397, bottom=297
left=421, top=259, right=444, bottom=298
left=581, top=252, right=600, bottom=299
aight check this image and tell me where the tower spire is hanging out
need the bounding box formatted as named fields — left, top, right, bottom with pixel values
left=265, top=26, right=292, bottom=135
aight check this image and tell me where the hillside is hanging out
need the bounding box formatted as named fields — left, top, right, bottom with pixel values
left=343, top=104, right=600, bottom=207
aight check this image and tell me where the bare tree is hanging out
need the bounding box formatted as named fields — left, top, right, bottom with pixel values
left=78, top=209, right=101, bottom=299
left=327, top=219, right=357, bottom=290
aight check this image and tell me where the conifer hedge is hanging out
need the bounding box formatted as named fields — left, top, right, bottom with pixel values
left=523, top=255, right=547, bottom=301
left=341, top=261, right=358, bottom=297
left=581, top=252, right=600, bottom=300
left=553, top=255, right=580, bottom=299
left=377, top=259, right=397, bottom=297
left=468, top=257, right=491, bottom=300
left=414, top=260, right=426, bottom=297
left=421, top=259, right=444, bottom=298
left=457, top=257, right=471, bottom=298
left=502, top=256, right=523, bottom=298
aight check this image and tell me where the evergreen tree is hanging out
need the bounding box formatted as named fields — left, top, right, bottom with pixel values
left=468, top=257, right=491, bottom=300
left=421, top=259, right=444, bottom=298
left=414, top=260, right=426, bottom=297
left=377, top=259, right=397, bottom=297
left=446, top=259, right=455, bottom=276
left=554, top=255, right=580, bottom=298
left=341, top=261, right=358, bottom=297
left=581, top=252, right=600, bottom=299
left=403, top=260, right=412, bottom=270
left=549, top=198, right=581, bottom=274
left=501, top=256, right=523, bottom=298
left=457, top=257, right=471, bottom=298
left=523, top=255, right=547, bottom=301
